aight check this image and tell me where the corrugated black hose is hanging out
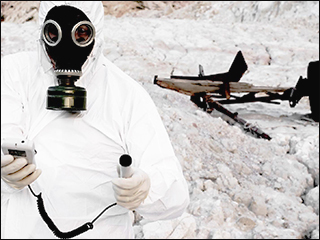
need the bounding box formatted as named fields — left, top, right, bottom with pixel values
left=28, top=185, right=117, bottom=239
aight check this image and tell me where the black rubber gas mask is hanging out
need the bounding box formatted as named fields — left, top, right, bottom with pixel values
left=42, top=5, right=95, bottom=111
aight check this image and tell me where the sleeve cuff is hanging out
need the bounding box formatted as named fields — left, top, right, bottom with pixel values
left=1, top=178, right=20, bottom=195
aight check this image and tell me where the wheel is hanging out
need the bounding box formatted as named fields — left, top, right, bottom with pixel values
left=308, top=61, right=319, bottom=122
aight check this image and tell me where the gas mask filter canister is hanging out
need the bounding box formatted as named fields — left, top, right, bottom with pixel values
left=42, top=6, right=96, bottom=111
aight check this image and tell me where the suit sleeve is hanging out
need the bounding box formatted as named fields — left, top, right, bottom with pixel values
left=1, top=54, right=29, bottom=194
left=124, top=87, right=190, bottom=221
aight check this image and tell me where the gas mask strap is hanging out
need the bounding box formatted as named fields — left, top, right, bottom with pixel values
left=28, top=185, right=117, bottom=239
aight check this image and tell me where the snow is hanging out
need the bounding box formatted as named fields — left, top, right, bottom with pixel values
left=1, top=1, right=319, bottom=239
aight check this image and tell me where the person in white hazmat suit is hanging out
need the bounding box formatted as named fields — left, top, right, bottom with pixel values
left=1, top=1, right=189, bottom=239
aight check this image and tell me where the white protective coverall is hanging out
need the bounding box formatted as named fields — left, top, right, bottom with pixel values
left=1, top=1, right=190, bottom=239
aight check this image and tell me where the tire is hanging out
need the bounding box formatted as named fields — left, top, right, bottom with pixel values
left=308, top=60, right=319, bottom=122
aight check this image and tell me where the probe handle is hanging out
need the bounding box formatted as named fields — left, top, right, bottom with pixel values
left=119, top=154, right=133, bottom=178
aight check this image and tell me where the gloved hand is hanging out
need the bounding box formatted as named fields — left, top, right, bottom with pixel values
left=112, top=167, right=150, bottom=210
left=1, top=154, right=42, bottom=190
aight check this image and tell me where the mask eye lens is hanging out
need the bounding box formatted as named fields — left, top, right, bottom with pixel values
left=42, top=20, right=62, bottom=46
left=75, top=25, right=91, bottom=43
left=72, top=21, right=95, bottom=47
left=46, top=24, right=58, bottom=42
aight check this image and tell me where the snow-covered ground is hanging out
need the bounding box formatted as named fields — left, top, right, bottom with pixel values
left=1, top=1, right=319, bottom=239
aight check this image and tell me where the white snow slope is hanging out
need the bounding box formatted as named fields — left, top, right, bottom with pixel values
left=1, top=1, right=319, bottom=239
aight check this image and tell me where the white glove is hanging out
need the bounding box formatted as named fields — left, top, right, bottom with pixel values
left=112, top=167, right=150, bottom=210
left=1, top=154, right=42, bottom=190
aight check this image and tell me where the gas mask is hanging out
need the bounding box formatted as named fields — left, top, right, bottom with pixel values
left=42, top=5, right=96, bottom=111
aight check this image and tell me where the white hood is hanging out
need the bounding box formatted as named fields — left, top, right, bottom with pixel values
left=37, top=1, right=105, bottom=77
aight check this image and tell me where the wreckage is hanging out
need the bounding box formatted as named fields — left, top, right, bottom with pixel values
left=154, top=51, right=319, bottom=140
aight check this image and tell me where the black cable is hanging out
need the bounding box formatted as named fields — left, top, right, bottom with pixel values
left=28, top=185, right=117, bottom=239
left=91, top=202, right=117, bottom=224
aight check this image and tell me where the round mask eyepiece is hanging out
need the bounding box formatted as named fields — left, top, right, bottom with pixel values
left=42, top=19, right=62, bottom=47
left=71, top=21, right=95, bottom=47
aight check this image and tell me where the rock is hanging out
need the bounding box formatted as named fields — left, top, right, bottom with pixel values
left=249, top=196, right=268, bottom=217
left=142, top=212, right=196, bottom=239
left=1, top=1, right=39, bottom=23
left=303, top=186, right=319, bottom=215
left=236, top=217, right=256, bottom=231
